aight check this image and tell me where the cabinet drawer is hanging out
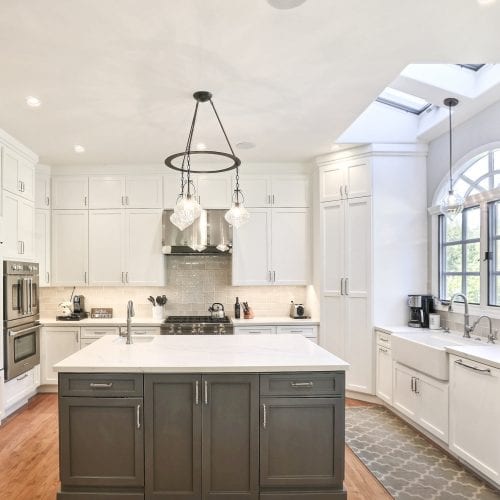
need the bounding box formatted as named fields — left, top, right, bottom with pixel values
left=375, top=330, right=391, bottom=348
left=260, top=373, right=344, bottom=397
left=81, top=326, right=120, bottom=338
left=276, top=326, right=318, bottom=338
left=4, top=366, right=39, bottom=408
left=234, top=326, right=277, bottom=335
left=120, top=326, right=160, bottom=336
left=59, top=373, right=143, bottom=397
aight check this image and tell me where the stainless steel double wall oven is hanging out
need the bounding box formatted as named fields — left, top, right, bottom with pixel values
left=3, top=260, right=40, bottom=381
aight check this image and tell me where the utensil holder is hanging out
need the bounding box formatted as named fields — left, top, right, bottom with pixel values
left=243, top=307, right=255, bottom=319
left=152, top=305, right=165, bottom=320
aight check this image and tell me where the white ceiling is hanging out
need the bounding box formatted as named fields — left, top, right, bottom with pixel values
left=1, top=0, right=500, bottom=166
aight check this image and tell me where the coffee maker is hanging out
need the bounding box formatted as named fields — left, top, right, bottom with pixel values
left=407, top=295, right=434, bottom=328
left=72, top=295, right=87, bottom=319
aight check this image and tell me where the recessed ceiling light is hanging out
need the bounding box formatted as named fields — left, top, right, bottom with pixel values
left=196, top=142, right=207, bottom=150
left=25, top=96, right=41, bottom=107
left=74, top=144, right=85, bottom=153
left=236, top=141, right=256, bottom=150
left=267, top=0, right=307, bottom=9
left=477, top=0, right=496, bottom=5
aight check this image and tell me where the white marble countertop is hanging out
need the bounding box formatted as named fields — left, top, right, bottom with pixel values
left=54, top=334, right=348, bottom=373
left=40, top=317, right=164, bottom=327
left=232, top=316, right=319, bottom=326
left=374, top=325, right=434, bottom=335
left=446, top=344, right=500, bottom=369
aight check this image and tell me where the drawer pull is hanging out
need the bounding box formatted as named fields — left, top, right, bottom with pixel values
left=136, top=404, right=141, bottom=429
left=89, top=382, right=114, bottom=389
left=195, top=380, right=199, bottom=405
left=262, top=404, right=267, bottom=429
left=290, top=381, right=314, bottom=388
left=289, top=330, right=303, bottom=333
left=455, top=359, right=492, bottom=374
left=16, top=373, right=29, bottom=381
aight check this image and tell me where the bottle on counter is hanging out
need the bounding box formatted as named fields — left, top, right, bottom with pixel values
left=235, top=297, right=241, bottom=319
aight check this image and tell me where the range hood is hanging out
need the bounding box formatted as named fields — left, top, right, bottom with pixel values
left=162, top=209, right=233, bottom=255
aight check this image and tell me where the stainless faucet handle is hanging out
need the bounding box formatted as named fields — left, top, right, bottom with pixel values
left=488, top=329, right=498, bottom=344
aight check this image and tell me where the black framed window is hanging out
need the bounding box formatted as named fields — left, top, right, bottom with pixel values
left=488, top=201, right=500, bottom=305
left=439, top=206, right=480, bottom=304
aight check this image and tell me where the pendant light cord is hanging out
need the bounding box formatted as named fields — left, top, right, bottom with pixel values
left=449, top=102, right=453, bottom=192
left=182, top=101, right=200, bottom=196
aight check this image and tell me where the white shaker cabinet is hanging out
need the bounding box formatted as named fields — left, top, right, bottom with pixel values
left=35, top=172, right=51, bottom=209
left=3, top=191, right=34, bottom=259
left=449, top=355, right=500, bottom=485
left=164, top=174, right=180, bottom=208
left=125, top=175, right=163, bottom=208
left=88, top=210, right=125, bottom=285
left=35, top=209, right=51, bottom=286
left=2, top=147, right=35, bottom=201
left=89, top=176, right=125, bottom=209
left=238, top=175, right=271, bottom=208
left=197, top=174, right=232, bottom=208
left=41, top=328, right=80, bottom=385
left=319, top=158, right=371, bottom=203
left=51, top=210, right=89, bottom=286
left=375, top=330, right=393, bottom=405
left=271, top=175, right=309, bottom=207
left=52, top=176, right=89, bottom=209
left=124, top=209, right=165, bottom=286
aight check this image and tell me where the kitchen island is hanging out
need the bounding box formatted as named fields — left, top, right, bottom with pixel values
left=54, top=334, right=349, bottom=500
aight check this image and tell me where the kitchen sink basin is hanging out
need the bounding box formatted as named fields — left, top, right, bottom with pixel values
left=113, top=335, right=155, bottom=344
left=391, top=331, right=475, bottom=381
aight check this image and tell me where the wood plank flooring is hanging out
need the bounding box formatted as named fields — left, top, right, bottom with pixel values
left=0, top=394, right=391, bottom=500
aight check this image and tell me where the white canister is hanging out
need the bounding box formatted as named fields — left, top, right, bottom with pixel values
left=152, top=305, right=165, bottom=320
left=429, top=313, right=441, bottom=330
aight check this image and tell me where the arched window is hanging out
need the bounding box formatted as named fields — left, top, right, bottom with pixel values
left=449, top=150, right=500, bottom=199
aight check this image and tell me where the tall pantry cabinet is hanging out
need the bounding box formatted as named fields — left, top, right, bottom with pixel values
left=317, top=144, right=428, bottom=394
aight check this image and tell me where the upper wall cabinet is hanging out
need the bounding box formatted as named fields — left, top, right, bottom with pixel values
left=52, top=176, right=89, bottom=209
left=2, top=147, right=35, bottom=202
left=35, top=172, right=51, bottom=209
left=238, top=174, right=309, bottom=208
left=89, top=175, right=163, bottom=209
left=319, top=159, right=371, bottom=202
left=3, top=191, right=35, bottom=259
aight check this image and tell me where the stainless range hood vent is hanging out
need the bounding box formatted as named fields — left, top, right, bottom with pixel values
left=162, top=209, right=233, bottom=255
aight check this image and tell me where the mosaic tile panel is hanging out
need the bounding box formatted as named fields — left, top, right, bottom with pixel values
left=346, top=405, right=500, bottom=500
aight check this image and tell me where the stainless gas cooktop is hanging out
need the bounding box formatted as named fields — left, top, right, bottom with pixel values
left=161, top=315, right=233, bottom=335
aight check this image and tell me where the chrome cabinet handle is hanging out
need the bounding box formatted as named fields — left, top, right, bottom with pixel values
left=414, top=378, right=419, bottom=394
left=455, top=359, right=492, bottom=374
left=46, top=271, right=50, bottom=284
left=121, top=196, right=125, bottom=206
left=46, top=196, right=50, bottom=206
left=84, top=196, right=87, bottom=206
left=89, top=382, right=113, bottom=388
left=268, top=270, right=272, bottom=282
left=262, top=404, right=267, bottom=429
left=204, top=380, right=208, bottom=405
left=136, top=404, right=141, bottom=429
left=273, top=270, right=276, bottom=282
left=344, top=185, right=349, bottom=197
left=121, top=271, right=125, bottom=283
left=126, top=272, right=129, bottom=283
left=17, top=373, right=29, bottom=381
left=272, top=194, right=275, bottom=204
left=195, top=380, right=199, bottom=405
left=75, top=331, right=79, bottom=343
left=345, top=277, right=349, bottom=295
left=339, top=185, right=343, bottom=198
left=291, top=381, right=314, bottom=387
left=126, top=196, right=129, bottom=205
left=340, top=278, right=344, bottom=295
left=84, top=271, right=87, bottom=283
left=411, top=377, right=415, bottom=392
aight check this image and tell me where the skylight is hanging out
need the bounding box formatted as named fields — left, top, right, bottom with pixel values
left=456, top=64, right=485, bottom=71
left=376, top=87, right=431, bottom=115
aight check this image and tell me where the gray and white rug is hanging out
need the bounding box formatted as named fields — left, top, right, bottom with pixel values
left=346, top=405, right=500, bottom=500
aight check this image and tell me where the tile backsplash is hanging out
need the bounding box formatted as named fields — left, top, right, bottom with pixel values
left=40, top=255, right=310, bottom=319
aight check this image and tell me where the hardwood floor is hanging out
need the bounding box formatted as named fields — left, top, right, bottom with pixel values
left=0, top=394, right=391, bottom=500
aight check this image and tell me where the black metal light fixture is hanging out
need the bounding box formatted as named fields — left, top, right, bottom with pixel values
left=166, top=91, right=249, bottom=230
left=439, top=97, right=464, bottom=221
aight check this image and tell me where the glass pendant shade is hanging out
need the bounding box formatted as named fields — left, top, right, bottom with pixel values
left=225, top=202, right=250, bottom=228
left=170, top=194, right=202, bottom=231
left=440, top=190, right=464, bottom=221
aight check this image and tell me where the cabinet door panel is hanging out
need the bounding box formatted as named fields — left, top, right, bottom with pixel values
left=232, top=208, right=272, bottom=285
left=2, top=147, right=21, bottom=195
left=125, top=209, right=164, bottom=286
left=416, top=374, right=448, bottom=442
left=320, top=295, right=344, bottom=357
left=238, top=176, right=271, bottom=208
left=450, top=357, right=500, bottom=483
left=376, top=346, right=392, bottom=405
left=19, top=199, right=34, bottom=258
left=35, top=210, right=51, bottom=286
left=393, top=363, right=418, bottom=419
left=145, top=375, right=202, bottom=500
left=197, top=175, right=232, bottom=209
left=41, top=328, right=80, bottom=385
left=164, top=175, right=180, bottom=208
left=59, top=397, right=144, bottom=487
left=260, top=397, right=344, bottom=489
left=35, top=174, right=51, bottom=209
left=203, top=374, right=259, bottom=499
left=18, top=160, right=34, bottom=201
left=320, top=165, right=344, bottom=202
left=271, top=208, right=310, bottom=285
left=89, top=210, right=125, bottom=285
left=126, top=175, right=163, bottom=208
left=271, top=176, right=309, bottom=207
left=321, top=201, right=344, bottom=294
left=52, top=176, right=89, bottom=209
left=89, top=176, right=125, bottom=208
left=3, top=191, right=20, bottom=257
left=345, top=197, right=370, bottom=297
left=51, top=210, right=88, bottom=286
left=346, top=160, right=371, bottom=198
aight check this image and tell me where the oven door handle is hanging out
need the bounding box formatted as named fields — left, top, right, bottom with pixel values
left=9, top=324, right=41, bottom=337
left=28, top=278, right=33, bottom=314
left=18, top=278, right=24, bottom=314
left=23, top=278, right=29, bottom=315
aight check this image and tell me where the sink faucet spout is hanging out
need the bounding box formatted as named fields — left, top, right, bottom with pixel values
left=126, top=300, right=135, bottom=344
left=448, top=293, right=472, bottom=338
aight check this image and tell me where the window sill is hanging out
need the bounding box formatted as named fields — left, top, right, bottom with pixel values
left=434, top=301, right=500, bottom=320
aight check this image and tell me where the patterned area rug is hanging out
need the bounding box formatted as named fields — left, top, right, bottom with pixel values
left=346, top=405, right=500, bottom=500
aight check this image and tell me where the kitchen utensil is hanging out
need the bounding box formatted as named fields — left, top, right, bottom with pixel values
left=148, top=296, right=156, bottom=306
left=156, top=296, right=164, bottom=306
left=208, top=302, right=225, bottom=319
left=162, top=295, right=168, bottom=305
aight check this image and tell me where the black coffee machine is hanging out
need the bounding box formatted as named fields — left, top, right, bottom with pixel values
left=407, top=295, right=434, bottom=328
left=73, top=295, right=87, bottom=319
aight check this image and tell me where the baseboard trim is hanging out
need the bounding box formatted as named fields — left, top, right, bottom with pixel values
left=346, top=391, right=381, bottom=404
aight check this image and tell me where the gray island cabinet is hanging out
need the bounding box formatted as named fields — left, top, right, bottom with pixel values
left=54, top=334, right=349, bottom=500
